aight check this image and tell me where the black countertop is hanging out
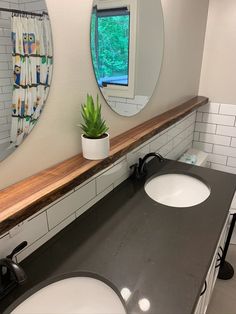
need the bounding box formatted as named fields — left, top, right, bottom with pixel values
left=1, top=159, right=236, bottom=314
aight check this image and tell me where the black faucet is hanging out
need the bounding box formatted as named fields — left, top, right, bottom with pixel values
left=130, top=152, right=164, bottom=179
left=0, top=241, right=27, bottom=300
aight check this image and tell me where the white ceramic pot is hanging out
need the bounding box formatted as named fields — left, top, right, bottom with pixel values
left=81, top=133, right=110, bottom=160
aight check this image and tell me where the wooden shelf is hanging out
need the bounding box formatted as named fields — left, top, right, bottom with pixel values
left=0, top=96, right=208, bottom=235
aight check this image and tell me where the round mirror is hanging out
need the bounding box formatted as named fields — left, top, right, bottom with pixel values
left=0, top=0, right=53, bottom=162
left=90, top=0, right=164, bottom=117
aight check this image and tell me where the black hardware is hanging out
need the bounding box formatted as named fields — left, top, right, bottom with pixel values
left=0, top=241, right=27, bottom=300
left=218, top=213, right=236, bottom=280
left=7, top=241, right=27, bottom=260
left=0, top=7, right=48, bottom=17
left=215, top=252, right=222, bottom=268
left=200, top=281, right=207, bottom=296
left=130, top=152, right=164, bottom=179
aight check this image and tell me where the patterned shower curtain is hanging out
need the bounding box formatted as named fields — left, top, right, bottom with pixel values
left=10, top=14, right=53, bottom=146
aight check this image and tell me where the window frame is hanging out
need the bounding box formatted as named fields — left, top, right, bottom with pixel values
left=93, top=0, right=137, bottom=99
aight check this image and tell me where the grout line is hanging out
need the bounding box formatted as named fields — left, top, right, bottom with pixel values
left=195, top=139, right=235, bottom=148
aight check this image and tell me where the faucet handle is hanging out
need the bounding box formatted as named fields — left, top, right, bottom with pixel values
left=7, top=241, right=27, bottom=260
left=0, top=242, right=28, bottom=299
left=130, top=162, right=146, bottom=179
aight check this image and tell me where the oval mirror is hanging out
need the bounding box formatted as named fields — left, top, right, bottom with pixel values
left=0, top=0, right=53, bottom=162
left=90, top=0, right=164, bottom=117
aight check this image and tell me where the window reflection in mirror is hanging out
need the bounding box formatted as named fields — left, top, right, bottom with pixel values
left=91, top=6, right=130, bottom=87
left=90, top=0, right=164, bottom=117
left=91, top=0, right=137, bottom=102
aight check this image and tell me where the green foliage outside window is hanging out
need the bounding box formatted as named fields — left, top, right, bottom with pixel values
left=91, top=11, right=129, bottom=84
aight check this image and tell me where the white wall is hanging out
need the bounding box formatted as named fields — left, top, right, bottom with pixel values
left=199, top=0, right=236, bottom=104
left=135, top=0, right=163, bottom=97
left=0, top=0, right=209, bottom=190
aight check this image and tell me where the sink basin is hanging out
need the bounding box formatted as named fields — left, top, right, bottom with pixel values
left=144, top=173, right=210, bottom=207
left=11, top=277, right=126, bottom=314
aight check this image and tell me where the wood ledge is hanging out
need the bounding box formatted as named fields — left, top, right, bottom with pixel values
left=0, top=96, right=208, bottom=235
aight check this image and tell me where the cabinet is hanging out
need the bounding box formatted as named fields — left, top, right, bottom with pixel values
left=194, top=213, right=230, bottom=314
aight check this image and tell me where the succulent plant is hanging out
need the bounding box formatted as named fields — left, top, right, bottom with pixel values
left=80, top=94, right=109, bottom=139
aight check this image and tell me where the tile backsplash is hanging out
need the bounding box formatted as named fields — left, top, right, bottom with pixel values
left=0, top=111, right=196, bottom=262
left=193, top=102, right=236, bottom=174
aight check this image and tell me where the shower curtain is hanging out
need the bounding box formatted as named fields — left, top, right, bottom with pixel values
left=10, top=14, right=53, bottom=146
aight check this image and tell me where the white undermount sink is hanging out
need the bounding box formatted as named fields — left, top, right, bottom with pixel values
left=11, top=277, right=126, bottom=314
left=145, top=173, right=210, bottom=207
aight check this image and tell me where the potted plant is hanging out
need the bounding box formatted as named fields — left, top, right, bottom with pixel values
left=80, top=94, right=110, bottom=160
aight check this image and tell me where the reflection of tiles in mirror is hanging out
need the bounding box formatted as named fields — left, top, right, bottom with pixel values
left=0, top=0, right=51, bottom=161
left=107, top=95, right=149, bottom=116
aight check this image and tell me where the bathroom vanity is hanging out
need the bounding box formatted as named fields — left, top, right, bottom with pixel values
left=0, top=158, right=235, bottom=314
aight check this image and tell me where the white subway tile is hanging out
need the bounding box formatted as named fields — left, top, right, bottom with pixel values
left=115, top=102, right=139, bottom=116
left=168, top=125, right=180, bottom=141
left=185, top=112, right=196, bottom=128
left=199, top=133, right=231, bottom=146
left=198, top=103, right=220, bottom=114
left=220, top=104, right=236, bottom=116
left=126, top=143, right=150, bottom=167
left=0, top=93, right=12, bottom=101
left=210, top=163, right=236, bottom=175
left=158, top=141, right=173, bottom=157
left=113, top=172, right=130, bottom=188
left=126, top=95, right=149, bottom=105
left=47, top=180, right=96, bottom=229
left=185, top=125, right=195, bottom=137
left=0, top=54, right=11, bottom=63
left=173, top=130, right=186, bottom=147
left=96, top=159, right=128, bottom=194
left=76, top=185, right=113, bottom=219
left=0, top=70, right=12, bottom=78
left=213, top=145, right=236, bottom=157
left=196, top=112, right=203, bottom=122
left=207, top=153, right=227, bottom=165
left=0, top=78, right=11, bottom=86
left=231, top=138, right=236, bottom=147
left=2, top=85, right=12, bottom=93
left=203, top=113, right=235, bottom=126
left=0, top=130, right=9, bottom=140
left=0, top=137, right=9, bottom=145
left=107, top=96, right=126, bottom=102
left=193, top=132, right=199, bottom=141
left=0, top=62, right=8, bottom=70
left=193, top=141, right=213, bottom=153
left=0, top=19, right=11, bottom=30
left=0, top=213, right=48, bottom=259
left=228, top=157, right=236, bottom=168
left=0, top=2, right=10, bottom=9
left=16, top=214, right=76, bottom=263
left=150, top=132, right=168, bottom=152
left=216, top=125, right=236, bottom=137
left=195, top=122, right=216, bottom=134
